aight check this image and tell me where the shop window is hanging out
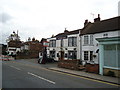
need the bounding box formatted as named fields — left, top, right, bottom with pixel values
left=104, top=44, right=116, bottom=67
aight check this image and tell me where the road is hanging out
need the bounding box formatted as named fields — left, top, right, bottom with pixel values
left=2, top=60, right=119, bottom=88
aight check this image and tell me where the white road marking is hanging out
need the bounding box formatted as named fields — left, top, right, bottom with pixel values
left=28, top=72, right=56, bottom=84
left=10, top=65, right=21, bottom=71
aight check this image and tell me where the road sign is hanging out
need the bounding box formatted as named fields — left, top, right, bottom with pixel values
left=43, top=41, right=49, bottom=47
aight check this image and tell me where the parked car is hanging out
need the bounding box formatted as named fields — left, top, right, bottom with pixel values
left=38, top=56, right=55, bottom=64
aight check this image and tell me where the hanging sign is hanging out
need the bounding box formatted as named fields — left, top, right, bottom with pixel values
left=43, top=41, right=49, bottom=47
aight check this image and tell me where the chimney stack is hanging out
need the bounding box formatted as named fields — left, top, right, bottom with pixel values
left=94, top=14, right=101, bottom=22
left=84, top=19, right=88, bottom=26
left=64, top=28, right=69, bottom=33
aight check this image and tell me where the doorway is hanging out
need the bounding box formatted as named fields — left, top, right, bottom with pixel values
left=59, top=51, right=64, bottom=60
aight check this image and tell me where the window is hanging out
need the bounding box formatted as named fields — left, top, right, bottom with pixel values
left=90, top=35, right=93, bottom=45
left=61, top=39, right=64, bottom=47
left=49, top=40, right=56, bottom=47
left=84, top=35, right=93, bottom=45
left=50, top=51, right=55, bottom=58
left=84, top=51, right=88, bottom=60
left=9, top=49, right=16, bottom=51
left=68, top=37, right=77, bottom=47
left=68, top=37, right=72, bottom=46
left=49, top=41, right=52, bottom=47
left=57, top=53, right=59, bottom=57
left=64, top=53, right=68, bottom=58
left=84, top=36, right=89, bottom=45
left=68, top=51, right=77, bottom=59
left=84, top=51, right=93, bottom=61
left=104, top=44, right=117, bottom=67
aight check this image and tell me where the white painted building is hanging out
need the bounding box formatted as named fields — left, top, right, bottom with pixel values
left=7, top=47, right=21, bottom=55
left=7, top=31, right=21, bottom=56
left=80, top=16, right=120, bottom=65
left=47, top=29, right=80, bottom=61
left=20, top=44, right=29, bottom=51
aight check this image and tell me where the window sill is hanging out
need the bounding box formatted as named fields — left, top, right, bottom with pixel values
left=68, top=46, right=77, bottom=47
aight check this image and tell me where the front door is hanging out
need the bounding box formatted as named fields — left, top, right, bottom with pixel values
left=59, top=51, right=64, bottom=60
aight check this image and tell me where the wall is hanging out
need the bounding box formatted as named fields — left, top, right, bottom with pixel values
left=81, top=30, right=120, bottom=64
left=103, top=68, right=120, bottom=77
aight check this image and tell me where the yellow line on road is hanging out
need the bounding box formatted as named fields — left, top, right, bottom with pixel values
left=42, top=68, right=120, bottom=87
left=10, top=61, right=120, bottom=87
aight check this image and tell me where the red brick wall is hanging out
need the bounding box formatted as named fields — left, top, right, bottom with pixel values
left=85, top=64, right=99, bottom=74
left=58, top=60, right=79, bottom=70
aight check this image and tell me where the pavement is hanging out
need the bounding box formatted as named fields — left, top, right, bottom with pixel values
left=16, top=59, right=120, bottom=85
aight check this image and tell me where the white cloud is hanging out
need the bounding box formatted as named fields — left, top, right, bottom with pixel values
left=0, top=0, right=119, bottom=44
left=0, top=12, right=13, bottom=23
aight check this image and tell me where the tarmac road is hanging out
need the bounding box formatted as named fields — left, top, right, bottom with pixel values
left=2, top=60, right=119, bottom=89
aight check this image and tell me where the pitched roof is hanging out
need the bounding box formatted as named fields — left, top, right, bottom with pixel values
left=54, top=29, right=80, bottom=38
left=8, top=40, right=22, bottom=48
left=80, top=16, right=120, bottom=35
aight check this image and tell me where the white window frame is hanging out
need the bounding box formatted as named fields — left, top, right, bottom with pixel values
left=84, top=35, right=93, bottom=45
left=84, top=51, right=93, bottom=61
left=68, top=37, right=77, bottom=47
left=90, top=35, right=93, bottom=45
left=84, top=51, right=88, bottom=60
left=84, top=35, right=89, bottom=45
left=49, top=40, right=56, bottom=47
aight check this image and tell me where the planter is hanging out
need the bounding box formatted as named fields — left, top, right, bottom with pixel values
left=85, top=64, right=99, bottom=74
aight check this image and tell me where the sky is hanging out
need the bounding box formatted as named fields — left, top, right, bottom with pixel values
left=0, top=0, right=119, bottom=44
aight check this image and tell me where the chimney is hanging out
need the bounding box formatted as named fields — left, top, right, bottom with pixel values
left=94, top=14, right=101, bottom=22
left=32, top=37, right=35, bottom=41
left=84, top=19, right=88, bottom=26
left=64, top=28, right=69, bottom=33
